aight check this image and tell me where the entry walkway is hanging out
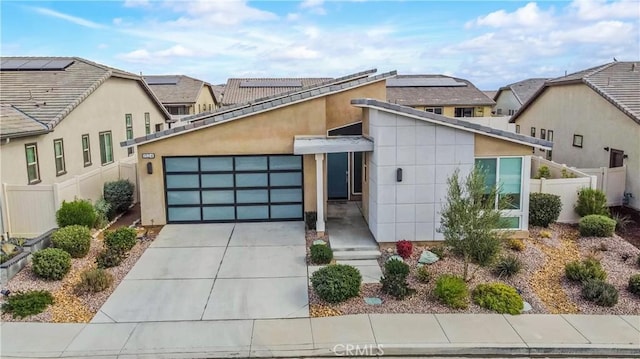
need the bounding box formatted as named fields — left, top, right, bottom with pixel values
left=2, top=314, right=638, bottom=357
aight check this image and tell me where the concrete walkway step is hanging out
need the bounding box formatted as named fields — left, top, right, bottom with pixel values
left=336, top=259, right=380, bottom=266
left=333, top=250, right=381, bottom=260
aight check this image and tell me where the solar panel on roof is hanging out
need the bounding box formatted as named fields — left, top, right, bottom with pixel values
left=0, top=58, right=73, bottom=71
left=387, top=77, right=467, bottom=87
left=145, top=76, right=179, bottom=85
left=19, top=59, right=55, bottom=70
left=0, top=59, right=29, bottom=70
left=42, top=59, right=74, bottom=70
left=239, top=80, right=303, bottom=88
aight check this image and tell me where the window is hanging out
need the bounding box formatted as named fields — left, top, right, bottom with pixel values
left=454, top=107, right=474, bottom=117
left=25, top=143, right=40, bottom=184
left=145, top=112, right=151, bottom=135
left=99, top=131, right=113, bottom=165
left=497, top=108, right=503, bottom=115
left=475, top=157, right=525, bottom=229
left=540, top=129, right=546, bottom=140
left=126, top=114, right=134, bottom=156
left=508, top=109, right=515, bottom=116
left=530, top=127, right=536, bottom=137
left=53, top=139, right=66, bottom=176
left=573, top=134, right=583, bottom=148
left=425, top=107, right=443, bottom=115
left=208, top=104, right=212, bottom=111
left=515, top=125, right=520, bottom=134
left=198, top=104, right=201, bottom=113
left=547, top=130, right=554, bottom=142
left=81, top=134, right=91, bottom=166
left=155, top=123, right=163, bottom=132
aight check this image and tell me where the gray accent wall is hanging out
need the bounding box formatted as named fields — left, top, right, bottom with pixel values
left=367, top=108, right=474, bottom=242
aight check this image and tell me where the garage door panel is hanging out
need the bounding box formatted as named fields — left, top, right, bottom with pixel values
left=271, top=204, right=302, bottom=219
left=270, top=172, right=301, bottom=187
left=168, top=207, right=201, bottom=221
left=167, top=191, right=200, bottom=205
left=269, top=156, right=301, bottom=170
left=237, top=206, right=269, bottom=220
left=236, top=189, right=268, bottom=203
left=201, top=174, right=233, bottom=188
left=202, top=190, right=234, bottom=204
left=270, top=188, right=302, bottom=203
left=165, top=158, right=198, bottom=172
left=236, top=173, right=268, bottom=187
left=201, top=157, right=233, bottom=171
left=166, top=174, right=199, bottom=188
left=236, top=156, right=267, bottom=171
left=203, top=206, right=235, bottom=221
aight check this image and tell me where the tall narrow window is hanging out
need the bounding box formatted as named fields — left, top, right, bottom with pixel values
left=126, top=114, right=134, bottom=155
left=530, top=127, right=536, bottom=137
left=99, top=131, right=113, bottom=165
left=475, top=157, right=525, bottom=229
left=540, top=129, right=546, bottom=140
left=155, top=123, right=163, bottom=132
left=547, top=130, right=554, bottom=142
left=515, top=125, right=520, bottom=134
left=53, top=139, right=66, bottom=176
left=25, top=143, right=40, bottom=184
left=144, top=112, right=151, bottom=135
left=81, top=134, right=91, bottom=167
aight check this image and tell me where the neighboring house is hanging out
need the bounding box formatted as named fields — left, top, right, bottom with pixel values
left=510, top=61, right=640, bottom=210
left=386, top=74, right=495, bottom=118
left=220, top=77, right=331, bottom=106
left=0, top=56, right=171, bottom=236
left=122, top=69, right=550, bottom=242
left=144, top=75, right=220, bottom=119
left=494, top=78, right=548, bottom=117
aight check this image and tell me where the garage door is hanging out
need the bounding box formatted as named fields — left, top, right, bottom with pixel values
left=164, top=155, right=303, bottom=223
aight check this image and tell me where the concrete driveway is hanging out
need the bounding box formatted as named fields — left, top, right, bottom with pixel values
left=93, top=222, right=308, bottom=323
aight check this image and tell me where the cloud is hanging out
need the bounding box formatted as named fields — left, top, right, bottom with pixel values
left=469, top=2, right=554, bottom=28
left=300, top=0, right=326, bottom=15
left=570, top=0, right=640, bottom=20
left=550, top=20, right=635, bottom=44
left=123, top=0, right=150, bottom=8
left=98, top=43, right=109, bottom=49
left=165, top=0, right=278, bottom=26
left=31, top=7, right=106, bottom=29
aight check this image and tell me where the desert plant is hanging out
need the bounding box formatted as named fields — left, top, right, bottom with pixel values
left=506, top=238, right=525, bottom=251
left=534, top=165, right=551, bottom=179
left=472, top=283, right=523, bottom=314
left=1, top=290, right=54, bottom=318
left=104, top=227, right=137, bottom=253
left=311, top=264, right=361, bottom=303
left=32, top=248, right=71, bottom=280
left=539, top=229, right=553, bottom=238
left=51, top=225, right=91, bottom=258
left=396, top=240, right=413, bottom=259
left=310, top=243, right=333, bottom=264
left=565, top=257, right=607, bottom=283
left=529, top=193, right=562, bottom=227
left=494, top=255, right=523, bottom=277
left=581, top=279, right=618, bottom=307
left=611, top=212, right=633, bottom=233
left=96, top=248, right=126, bottom=268
left=380, top=258, right=411, bottom=299
left=103, top=179, right=134, bottom=217
left=429, top=245, right=446, bottom=259
left=76, top=268, right=113, bottom=293
left=628, top=274, right=640, bottom=296
left=415, top=265, right=431, bottom=283
left=94, top=198, right=112, bottom=228
left=579, top=215, right=616, bottom=237
left=56, top=199, right=97, bottom=228
left=575, top=188, right=609, bottom=217
left=561, top=168, right=577, bottom=178
left=434, top=274, right=469, bottom=309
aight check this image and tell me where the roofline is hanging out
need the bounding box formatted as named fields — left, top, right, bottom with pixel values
left=1, top=128, right=52, bottom=141
left=121, top=70, right=397, bottom=148
left=351, top=98, right=552, bottom=150
left=389, top=101, right=496, bottom=107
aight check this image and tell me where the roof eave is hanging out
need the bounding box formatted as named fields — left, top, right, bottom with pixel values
left=1, top=128, right=52, bottom=141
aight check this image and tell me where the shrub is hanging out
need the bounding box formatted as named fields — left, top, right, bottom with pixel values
left=1, top=290, right=54, bottom=318
left=581, top=279, right=618, bottom=307
left=310, top=244, right=333, bottom=264
left=415, top=265, right=431, bottom=283
left=434, top=275, right=469, bottom=309
left=529, top=193, right=562, bottom=227
left=628, top=274, right=640, bottom=296
left=56, top=200, right=97, bottom=228
left=611, top=212, right=633, bottom=233
left=494, top=255, right=522, bottom=277
left=539, top=230, right=552, bottom=239
left=565, top=257, right=607, bottom=283
left=103, top=179, right=134, bottom=217
left=579, top=215, right=616, bottom=237
left=429, top=245, right=446, bottom=259
left=507, top=238, right=525, bottom=251
left=534, top=165, right=551, bottom=179
left=380, top=259, right=411, bottom=299
left=104, top=227, right=137, bottom=253
left=96, top=248, right=126, bottom=269
left=76, top=268, right=113, bottom=293
left=575, top=188, right=609, bottom=217
left=51, top=225, right=91, bottom=258
left=311, top=264, right=361, bottom=303
left=94, top=198, right=112, bottom=228
left=561, top=168, right=577, bottom=178
left=472, top=283, right=523, bottom=315
left=396, top=240, right=413, bottom=259
left=32, top=248, right=71, bottom=280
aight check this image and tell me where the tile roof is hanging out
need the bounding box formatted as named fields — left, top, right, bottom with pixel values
left=386, top=74, right=495, bottom=107
left=0, top=104, right=49, bottom=139
left=351, top=98, right=552, bottom=150
left=0, top=56, right=171, bottom=139
left=144, top=75, right=217, bottom=105
left=121, top=69, right=395, bottom=147
left=221, top=77, right=332, bottom=106
left=495, top=78, right=548, bottom=105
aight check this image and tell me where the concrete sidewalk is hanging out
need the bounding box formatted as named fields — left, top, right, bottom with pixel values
left=2, top=314, right=638, bottom=358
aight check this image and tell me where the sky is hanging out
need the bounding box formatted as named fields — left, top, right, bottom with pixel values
left=1, top=0, right=639, bottom=90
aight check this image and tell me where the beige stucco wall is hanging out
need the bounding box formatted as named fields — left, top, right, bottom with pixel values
left=0, top=77, right=167, bottom=185
left=325, top=82, right=386, bottom=131
left=495, top=90, right=520, bottom=115
left=474, top=134, right=532, bottom=157
left=514, top=84, right=640, bottom=209
left=411, top=105, right=493, bottom=118
left=194, top=85, right=217, bottom=114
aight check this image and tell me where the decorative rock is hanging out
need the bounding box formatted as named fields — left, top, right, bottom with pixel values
left=386, top=248, right=394, bottom=254
left=419, top=250, right=439, bottom=264
left=313, top=240, right=327, bottom=246
left=387, top=255, right=403, bottom=262
left=364, top=297, right=383, bottom=305
left=416, top=263, right=424, bottom=268
left=521, top=301, right=532, bottom=313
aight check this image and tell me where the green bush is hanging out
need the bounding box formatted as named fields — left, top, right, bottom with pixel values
left=534, top=165, right=551, bottom=179
left=579, top=215, right=616, bottom=237
left=581, top=279, right=618, bottom=307
left=415, top=265, right=431, bottom=283
left=506, top=238, right=526, bottom=251
left=56, top=200, right=97, bottom=228
left=1, top=290, right=54, bottom=318
left=75, top=268, right=113, bottom=293
left=565, top=257, right=607, bottom=283
left=104, top=227, right=137, bottom=253
left=494, top=255, right=523, bottom=277
left=434, top=275, right=469, bottom=309
left=96, top=248, right=126, bottom=269
left=94, top=198, right=112, bottom=228
left=311, top=264, right=362, bottom=303
left=32, top=248, right=71, bottom=280
left=472, top=283, right=523, bottom=314
left=429, top=245, right=446, bottom=259
left=310, top=244, right=333, bottom=264
left=380, top=259, right=411, bottom=299
left=628, top=274, right=640, bottom=296
left=103, top=179, right=134, bottom=217
left=575, top=188, right=609, bottom=217
left=529, top=193, right=562, bottom=227
left=51, top=225, right=91, bottom=258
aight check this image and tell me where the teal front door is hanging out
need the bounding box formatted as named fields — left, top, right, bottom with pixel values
left=327, top=152, right=348, bottom=199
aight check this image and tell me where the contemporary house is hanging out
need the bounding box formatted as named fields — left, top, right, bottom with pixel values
left=220, top=77, right=331, bottom=106
left=510, top=61, right=640, bottom=210
left=494, top=78, right=548, bottom=117
left=0, top=57, right=171, bottom=236
left=386, top=75, right=495, bottom=118
left=144, top=75, right=220, bottom=119
left=123, top=70, right=551, bottom=242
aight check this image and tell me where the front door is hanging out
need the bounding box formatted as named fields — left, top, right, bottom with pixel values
left=327, top=152, right=348, bottom=199
left=610, top=149, right=624, bottom=168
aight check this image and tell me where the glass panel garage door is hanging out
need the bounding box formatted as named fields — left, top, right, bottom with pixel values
left=164, top=155, right=303, bottom=223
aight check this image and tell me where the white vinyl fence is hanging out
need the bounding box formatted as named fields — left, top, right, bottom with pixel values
left=1, top=158, right=139, bottom=238
left=577, top=166, right=626, bottom=207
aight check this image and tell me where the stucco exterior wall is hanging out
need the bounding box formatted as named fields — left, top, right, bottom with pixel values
left=194, top=86, right=217, bottom=114
left=474, top=134, right=532, bottom=157
left=515, top=84, right=640, bottom=209
left=0, top=77, right=167, bottom=185
left=495, top=90, right=520, bottom=116
left=410, top=105, right=493, bottom=118
left=325, top=82, right=386, bottom=131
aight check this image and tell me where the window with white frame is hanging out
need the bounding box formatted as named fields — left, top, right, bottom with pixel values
left=99, top=131, right=113, bottom=165
left=126, top=114, right=134, bottom=156
left=82, top=134, right=91, bottom=167
left=144, top=112, right=151, bottom=135
left=53, top=139, right=66, bottom=176
left=475, top=157, right=525, bottom=229
left=25, top=143, right=40, bottom=184
left=425, top=107, right=443, bottom=115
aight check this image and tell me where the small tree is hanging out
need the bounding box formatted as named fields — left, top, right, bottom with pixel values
left=440, top=168, right=507, bottom=281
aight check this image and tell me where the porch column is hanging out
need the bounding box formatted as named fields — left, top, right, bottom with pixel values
left=315, top=153, right=325, bottom=233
